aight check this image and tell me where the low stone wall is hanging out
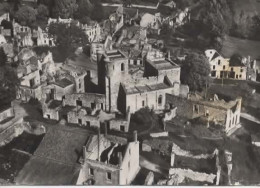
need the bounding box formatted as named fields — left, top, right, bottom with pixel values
left=171, top=143, right=218, bottom=159
left=169, top=168, right=216, bottom=184
left=150, top=132, right=168, bottom=138
left=144, top=171, right=154, bottom=185
left=0, top=117, right=24, bottom=146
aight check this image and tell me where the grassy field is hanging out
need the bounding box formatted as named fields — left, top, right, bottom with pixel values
left=229, top=0, right=260, bottom=15
left=221, top=36, right=260, bottom=60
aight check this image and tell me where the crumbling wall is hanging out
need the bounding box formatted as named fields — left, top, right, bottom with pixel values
left=144, top=171, right=154, bottom=185
left=0, top=117, right=24, bottom=146
left=64, top=93, right=105, bottom=109
left=168, top=168, right=216, bottom=184
left=0, top=107, right=14, bottom=122
left=67, top=110, right=100, bottom=127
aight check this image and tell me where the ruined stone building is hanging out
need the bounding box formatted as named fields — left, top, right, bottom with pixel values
left=97, top=48, right=188, bottom=114
left=16, top=50, right=56, bottom=102
left=0, top=102, right=24, bottom=146
left=82, top=22, right=102, bottom=43
left=77, top=131, right=140, bottom=185
left=16, top=57, right=43, bottom=102
left=33, top=27, right=55, bottom=47
left=166, top=93, right=242, bottom=133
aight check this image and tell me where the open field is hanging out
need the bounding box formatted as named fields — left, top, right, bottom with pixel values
left=229, top=0, right=260, bottom=15
left=221, top=36, right=260, bottom=62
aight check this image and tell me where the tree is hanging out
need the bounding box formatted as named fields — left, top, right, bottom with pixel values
left=75, top=0, right=93, bottom=20
left=180, top=52, right=211, bottom=91
left=0, top=48, right=7, bottom=67
left=123, top=0, right=132, bottom=7
left=52, top=0, right=78, bottom=19
left=15, top=5, right=37, bottom=26
left=0, top=66, right=19, bottom=107
left=8, top=0, right=21, bottom=11
left=37, top=4, right=49, bottom=20
left=48, top=22, right=89, bottom=59
left=90, top=0, right=104, bottom=22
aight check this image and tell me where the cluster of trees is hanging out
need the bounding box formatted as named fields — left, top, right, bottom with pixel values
left=0, top=48, right=19, bottom=107
left=180, top=52, right=211, bottom=91
left=48, top=22, right=89, bottom=61
left=37, top=0, right=104, bottom=22
left=7, top=0, right=105, bottom=27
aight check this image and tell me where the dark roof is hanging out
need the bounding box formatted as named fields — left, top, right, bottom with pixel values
left=15, top=156, right=80, bottom=185
left=33, top=126, right=90, bottom=165
left=211, top=52, right=220, bottom=61
left=229, top=54, right=246, bottom=67
left=54, top=78, right=73, bottom=88
left=48, top=100, right=62, bottom=109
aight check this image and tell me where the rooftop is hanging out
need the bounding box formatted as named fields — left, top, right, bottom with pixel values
left=33, top=125, right=90, bottom=165
left=151, top=59, right=179, bottom=70
left=125, top=82, right=172, bottom=95
left=53, top=78, right=74, bottom=88
left=15, top=156, right=80, bottom=185
left=105, top=50, right=127, bottom=61
left=48, top=100, right=62, bottom=109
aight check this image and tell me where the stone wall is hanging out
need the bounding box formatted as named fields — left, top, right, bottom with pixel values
left=18, top=84, right=43, bottom=102
left=126, top=87, right=176, bottom=113
left=144, top=171, right=154, bottom=185
left=0, top=107, right=14, bottom=122
left=67, top=110, right=100, bottom=128
left=168, top=168, right=216, bottom=184
left=119, top=141, right=140, bottom=185
left=42, top=105, right=60, bottom=121
left=0, top=117, right=24, bottom=146
left=83, top=159, right=120, bottom=185
left=20, top=69, right=41, bottom=88
left=64, top=93, right=106, bottom=110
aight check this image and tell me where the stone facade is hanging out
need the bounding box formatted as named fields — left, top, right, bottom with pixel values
left=77, top=132, right=140, bottom=185
left=83, top=22, right=101, bottom=43
left=0, top=106, right=14, bottom=123
left=166, top=93, right=242, bottom=133
left=97, top=49, right=186, bottom=114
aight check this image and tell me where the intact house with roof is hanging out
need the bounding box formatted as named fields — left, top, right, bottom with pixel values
left=97, top=48, right=189, bottom=114
left=77, top=131, right=140, bottom=185
left=205, top=49, right=257, bottom=81
left=165, top=93, right=242, bottom=134
left=15, top=125, right=90, bottom=185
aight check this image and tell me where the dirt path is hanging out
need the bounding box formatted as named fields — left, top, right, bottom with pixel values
left=241, top=113, right=260, bottom=124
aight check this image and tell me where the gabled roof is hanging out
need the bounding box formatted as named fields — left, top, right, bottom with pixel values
left=15, top=156, right=80, bottom=185
left=33, top=126, right=90, bottom=165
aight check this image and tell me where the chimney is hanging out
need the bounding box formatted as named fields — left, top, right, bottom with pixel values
left=133, top=130, right=138, bottom=142
left=167, top=50, right=171, bottom=60
left=104, top=122, right=108, bottom=136
left=97, top=50, right=104, bottom=63
left=97, top=128, right=101, bottom=161
left=170, top=153, right=175, bottom=167
left=118, top=152, right=123, bottom=167
left=83, top=146, right=86, bottom=160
